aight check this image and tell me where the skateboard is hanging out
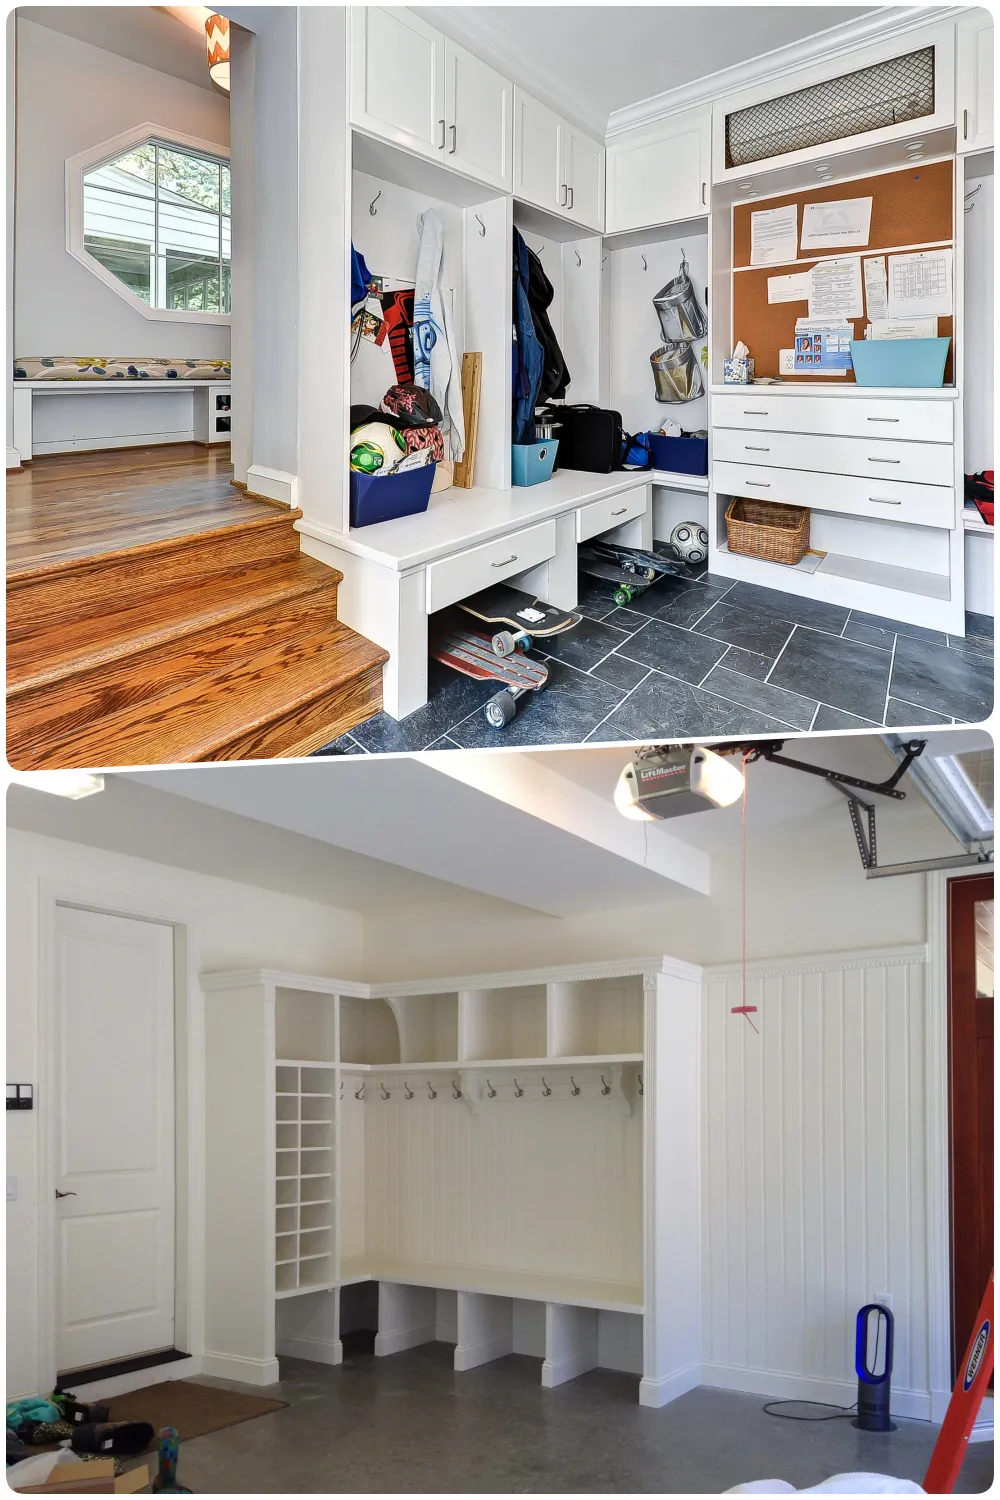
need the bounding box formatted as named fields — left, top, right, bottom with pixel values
left=590, top=540, right=676, bottom=583
left=430, top=625, right=548, bottom=728
left=457, top=585, right=581, bottom=658
left=577, top=549, right=652, bottom=607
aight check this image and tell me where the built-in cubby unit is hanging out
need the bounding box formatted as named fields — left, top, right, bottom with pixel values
left=203, top=958, right=700, bottom=1404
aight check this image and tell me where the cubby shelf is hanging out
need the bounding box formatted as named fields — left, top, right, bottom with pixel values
left=273, top=1060, right=336, bottom=1301
left=336, top=1258, right=643, bottom=1315
left=340, top=1053, right=643, bottom=1072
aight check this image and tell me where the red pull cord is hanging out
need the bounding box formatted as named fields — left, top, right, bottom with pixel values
left=733, top=751, right=759, bottom=1033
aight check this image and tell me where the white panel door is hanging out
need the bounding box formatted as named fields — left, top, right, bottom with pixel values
left=513, top=88, right=563, bottom=212
left=606, top=109, right=709, bottom=234
left=444, top=40, right=512, bottom=192
left=55, top=907, right=175, bottom=1374
left=957, top=11, right=994, bottom=153
left=350, top=7, right=446, bottom=161
left=563, top=125, right=605, bottom=232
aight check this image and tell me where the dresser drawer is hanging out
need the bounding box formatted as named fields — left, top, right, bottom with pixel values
left=713, top=460, right=956, bottom=530
left=712, top=392, right=954, bottom=445
left=577, top=485, right=648, bottom=543
left=426, top=520, right=558, bottom=613
left=713, top=427, right=954, bottom=488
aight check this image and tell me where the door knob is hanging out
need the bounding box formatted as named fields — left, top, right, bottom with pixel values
left=55, top=1189, right=77, bottom=1199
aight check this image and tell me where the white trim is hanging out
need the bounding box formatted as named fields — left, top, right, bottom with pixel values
left=64, top=121, right=231, bottom=327
left=7, top=445, right=22, bottom=468
left=275, top=1333, right=343, bottom=1366
left=700, top=1362, right=934, bottom=1422
left=373, top=1322, right=436, bottom=1357
left=62, top=1355, right=202, bottom=1403
left=201, top=1350, right=281, bottom=1386
left=36, top=878, right=205, bottom=1394
left=246, top=464, right=299, bottom=508
left=606, top=6, right=967, bottom=136
left=702, top=944, right=928, bottom=980
left=638, top=1361, right=702, bottom=1409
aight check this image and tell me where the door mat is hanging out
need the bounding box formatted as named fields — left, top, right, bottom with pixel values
left=27, top=1383, right=288, bottom=1452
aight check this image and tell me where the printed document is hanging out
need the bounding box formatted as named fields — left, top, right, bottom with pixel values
left=767, top=271, right=811, bottom=304
left=800, top=196, right=873, bottom=251
left=887, top=250, right=953, bottom=318
left=750, top=203, right=798, bottom=266
left=808, top=256, right=864, bottom=320
left=863, top=257, right=888, bottom=321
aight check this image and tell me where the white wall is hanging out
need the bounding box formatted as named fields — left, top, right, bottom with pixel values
left=701, top=948, right=932, bottom=1417
left=963, top=170, right=993, bottom=474
left=14, top=18, right=230, bottom=360
left=6, top=827, right=364, bottom=1399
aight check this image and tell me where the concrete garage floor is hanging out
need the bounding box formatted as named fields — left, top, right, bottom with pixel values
left=174, top=1349, right=993, bottom=1493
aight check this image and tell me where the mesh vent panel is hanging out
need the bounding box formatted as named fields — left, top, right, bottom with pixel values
left=725, top=47, right=935, bottom=168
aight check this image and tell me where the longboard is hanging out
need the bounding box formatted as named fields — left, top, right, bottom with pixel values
left=457, top=584, right=581, bottom=656
left=590, top=540, right=676, bottom=582
left=577, top=549, right=651, bottom=607
left=430, top=625, right=547, bottom=729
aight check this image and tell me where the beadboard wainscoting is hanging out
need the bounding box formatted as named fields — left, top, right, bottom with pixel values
left=700, top=947, right=933, bottom=1418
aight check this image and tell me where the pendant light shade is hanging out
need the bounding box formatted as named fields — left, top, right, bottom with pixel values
left=206, top=12, right=230, bottom=92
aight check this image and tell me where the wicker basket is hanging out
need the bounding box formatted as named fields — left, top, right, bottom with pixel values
left=725, top=496, right=810, bottom=565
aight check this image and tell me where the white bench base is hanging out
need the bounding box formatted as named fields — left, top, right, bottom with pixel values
left=10, top=380, right=232, bottom=464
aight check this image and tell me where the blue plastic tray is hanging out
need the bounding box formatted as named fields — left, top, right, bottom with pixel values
left=849, top=337, right=950, bottom=388
left=512, top=439, right=558, bottom=487
left=350, top=462, right=436, bottom=527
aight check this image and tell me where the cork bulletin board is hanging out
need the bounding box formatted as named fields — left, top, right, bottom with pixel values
left=732, top=160, right=955, bottom=383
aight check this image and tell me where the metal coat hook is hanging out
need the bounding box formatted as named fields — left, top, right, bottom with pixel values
left=641, top=254, right=648, bottom=271
left=380, top=1082, right=391, bottom=1100
left=570, top=1076, right=581, bottom=1097
left=637, top=1073, right=643, bottom=1096
left=452, top=1079, right=462, bottom=1099
left=354, top=1081, right=366, bottom=1100
left=404, top=1081, right=414, bottom=1100
left=513, top=1078, right=524, bottom=1098
left=965, top=183, right=981, bottom=213
left=486, top=1078, right=497, bottom=1099
left=541, top=1077, right=552, bottom=1097
left=602, top=254, right=608, bottom=265
left=475, top=213, right=486, bottom=237
left=339, top=1081, right=344, bottom=1100
left=600, top=1075, right=611, bottom=1096
left=574, top=249, right=582, bottom=267
left=427, top=1080, right=437, bottom=1100
left=369, top=189, right=381, bottom=216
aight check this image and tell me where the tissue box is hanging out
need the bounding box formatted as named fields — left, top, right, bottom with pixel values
left=724, top=356, right=755, bottom=385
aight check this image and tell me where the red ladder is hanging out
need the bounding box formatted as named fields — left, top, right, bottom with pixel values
left=923, top=1270, right=993, bottom=1493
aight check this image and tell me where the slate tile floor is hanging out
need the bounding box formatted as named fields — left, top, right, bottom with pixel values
left=317, top=555, right=993, bottom=754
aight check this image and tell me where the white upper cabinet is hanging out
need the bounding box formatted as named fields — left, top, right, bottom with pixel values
left=350, top=7, right=446, bottom=161
left=957, top=10, right=994, bottom=153
left=444, top=40, right=513, bottom=192
left=606, top=107, right=710, bottom=234
left=512, top=87, right=605, bottom=232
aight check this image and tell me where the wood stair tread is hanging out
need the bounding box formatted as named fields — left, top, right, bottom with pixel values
left=9, top=596, right=389, bottom=769
left=8, top=556, right=344, bottom=696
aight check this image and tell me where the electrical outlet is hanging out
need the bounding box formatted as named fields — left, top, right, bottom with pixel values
left=873, top=1292, right=893, bottom=1313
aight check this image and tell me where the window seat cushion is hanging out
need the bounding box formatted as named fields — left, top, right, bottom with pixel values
left=13, top=357, right=231, bottom=382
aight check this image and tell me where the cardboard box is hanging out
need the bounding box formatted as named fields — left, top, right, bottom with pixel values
left=13, top=1459, right=150, bottom=1494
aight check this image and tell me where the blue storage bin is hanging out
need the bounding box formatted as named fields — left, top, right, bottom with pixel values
left=849, top=337, right=950, bottom=388
left=512, top=439, right=558, bottom=487
left=647, top=432, right=708, bottom=476
left=350, top=462, right=436, bottom=528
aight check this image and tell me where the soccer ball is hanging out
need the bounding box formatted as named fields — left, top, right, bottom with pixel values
left=669, top=520, right=709, bottom=565
left=349, top=421, right=407, bottom=475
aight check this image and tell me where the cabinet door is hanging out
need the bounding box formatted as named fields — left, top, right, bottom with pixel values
left=958, top=11, right=994, bottom=153
left=513, top=88, right=563, bottom=212
left=444, top=40, right=513, bottom=191
left=606, top=109, right=709, bottom=234
left=563, top=125, right=605, bottom=232
left=350, top=7, right=445, bottom=160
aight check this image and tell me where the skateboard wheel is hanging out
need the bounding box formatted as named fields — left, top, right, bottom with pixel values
left=516, top=634, right=533, bottom=653
left=614, top=587, right=631, bottom=606
left=492, top=630, right=516, bottom=658
left=485, top=691, right=516, bottom=729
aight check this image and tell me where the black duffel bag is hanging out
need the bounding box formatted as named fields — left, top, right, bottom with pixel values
left=543, top=404, right=623, bottom=473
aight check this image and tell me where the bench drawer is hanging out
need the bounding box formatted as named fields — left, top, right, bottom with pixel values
left=712, top=392, right=954, bottom=444
left=713, top=460, right=956, bottom=530
left=577, top=486, right=648, bottom=543
left=713, top=427, right=954, bottom=488
left=426, top=519, right=558, bottom=613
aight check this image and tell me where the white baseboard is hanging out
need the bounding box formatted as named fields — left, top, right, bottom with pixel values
left=700, top=1362, right=933, bottom=1422
left=639, top=1361, right=701, bottom=1408
left=65, top=1355, right=201, bottom=1402
left=33, top=430, right=194, bottom=457
left=276, top=1334, right=342, bottom=1367
left=454, top=1334, right=513, bottom=1372
left=201, top=1350, right=281, bottom=1386
left=541, top=1350, right=597, bottom=1388
left=247, top=464, right=299, bottom=508
left=7, top=446, right=22, bottom=469
left=375, top=1321, right=436, bottom=1358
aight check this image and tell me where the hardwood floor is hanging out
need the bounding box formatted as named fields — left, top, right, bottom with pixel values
left=7, top=445, right=388, bottom=767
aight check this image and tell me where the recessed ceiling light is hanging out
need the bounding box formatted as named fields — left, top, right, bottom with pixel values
left=8, top=771, right=105, bottom=799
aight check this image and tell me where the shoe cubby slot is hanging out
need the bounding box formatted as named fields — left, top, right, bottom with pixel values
left=390, top=993, right=459, bottom=1063
left=276, top=1177, right=298, bottom=1207
left=276, top=1232, right=298, bottom=1265
left=299, top=1065, right=335, bottom=1096
left=300, top=1094, right=332, bottom=1122
left=298, top=1255, right=335, bottom=1290
left=276, top=1205, right=298, bottom=1236
left=276, top=1065, right=299, bottom=1095
left=299, top=1228, right=333, bottom=1259
left=275, top=1261, right=298, bottom=1296
left=299, top=1176, right=331, bottom=1204
left=276, top=988, right=337, bottom=1064
left=276, top=1149, right=298, bottom=1179
left=340, top=996, right=401, bottom=1065
left=460, top=985, right=547, bottom=1061
left=276, top=1094, right=299, bottom=1122
left=300, top=1121, right=331, bottom=1150
left=299, top=1201, right=331, bottom=1233
left=276, top=1122, right=299, bottom=1151
left=547, top=976, right=644, bottom=1058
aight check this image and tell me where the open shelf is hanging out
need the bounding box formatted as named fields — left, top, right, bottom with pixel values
left=275, top=988, right=336, bottom=1065
left=460, top=986, right=546, bottom=1062
left=714, top=540, right=951, bottom=601
left=340, top=996, right=400, bottom=1066
left=390, top=992, right=459, bottom=1064
left=336, top=1258, right=643, bottom=1315
left=547, top=976, right=644, bottom=1057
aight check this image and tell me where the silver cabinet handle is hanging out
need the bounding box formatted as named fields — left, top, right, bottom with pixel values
left=438, top=119, right=446, bottom=150
left=567, top=185, right=574, bottom=209
left=702, top=181, right=707, bottom=205
left=868, top=457, right=900, bottom=464
left=743, top=409, right=769, bottom=416
left=964, top=107, right=969, bottom=140
left=868, top=497, right=902, bottom=505
left=492, top=555, right=518, bottom=567
left=560, top=183, right=568, bottom=206
left=746, top=480, right=771, bottom=488
left=449, top=124, right=457, bottom=154
left=611, top=507, right=627, bottom=515
left=866, top=416, right=899, bottom=423
left=55, top=1189, right=77, bottom=1199
left=744, top=444, right=770, bottom=452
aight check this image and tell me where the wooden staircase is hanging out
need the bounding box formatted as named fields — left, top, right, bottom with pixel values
left=8, top=473, right=388, bottom=768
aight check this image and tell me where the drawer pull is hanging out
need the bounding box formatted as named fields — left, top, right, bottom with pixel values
left=746, top=480, right=771, bottom=488
left=744, top=444, right=770, bottom=452
left=492, top=554, right=518, bottom=567
left=743, top=409, right=769, bottom=416
left=866, top=417, right=899, bottom=423
left=868, top=457, right=901, bottom=465
left=611, top=507, right=627, bottom=516
left=868, top=497, right=902, bottom=505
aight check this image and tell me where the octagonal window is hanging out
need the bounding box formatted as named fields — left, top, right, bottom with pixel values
left=83, top=138, right=231, bottom=314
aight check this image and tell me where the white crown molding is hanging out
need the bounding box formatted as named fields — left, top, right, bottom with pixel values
left=412, top=6, right=609, bottom=139
left=606, top=5, right=968, bottom=137
left=702, top=942, right=929, bottom=981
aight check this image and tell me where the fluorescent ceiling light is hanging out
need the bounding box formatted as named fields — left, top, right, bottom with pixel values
left=8, top=771, right=105, bottom=800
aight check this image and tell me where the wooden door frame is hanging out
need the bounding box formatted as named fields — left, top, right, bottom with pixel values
left=36, top=878, right=205, bottom=1396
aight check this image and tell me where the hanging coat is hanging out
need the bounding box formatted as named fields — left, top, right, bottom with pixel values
left=512, top=229, right=544, bottom=445
left=412, top=210, right=465, bottom=461
left=525, top=244, right=570, bottom=401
